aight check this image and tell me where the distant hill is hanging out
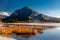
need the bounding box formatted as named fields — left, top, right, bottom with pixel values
left=2, top=7, right=60, bottom=23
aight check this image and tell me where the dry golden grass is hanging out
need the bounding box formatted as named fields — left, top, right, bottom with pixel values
left=0, top=26, right=37, bottom=34
left=13, top=26, right=37, bottom=34
left=0, top=25, right=55, bottom=35
left=0, top=27, right=5, bottom=34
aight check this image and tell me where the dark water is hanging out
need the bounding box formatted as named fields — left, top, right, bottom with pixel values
left=0, top=26, right=60, bottom=40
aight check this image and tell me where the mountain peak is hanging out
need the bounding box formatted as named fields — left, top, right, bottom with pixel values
left=22, top=7, right=29, bottom=9
left=21, top=7, right=32, bottom=11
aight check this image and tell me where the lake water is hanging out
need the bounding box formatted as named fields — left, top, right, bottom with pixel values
left=0, top=23, right=60, bottom=40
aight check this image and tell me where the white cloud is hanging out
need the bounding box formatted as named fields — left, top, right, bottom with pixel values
left=38, top=10, right=60, bottom=18
left=0, top=12, right=10, bottom=16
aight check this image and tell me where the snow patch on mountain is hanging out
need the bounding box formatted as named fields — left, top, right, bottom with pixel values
left=0, top=12, right=10, bottom=16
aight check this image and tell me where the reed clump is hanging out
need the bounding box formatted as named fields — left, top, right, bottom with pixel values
left=13, top=26, right=37, bottom=34
left=0, top=26, right=37, bottom=34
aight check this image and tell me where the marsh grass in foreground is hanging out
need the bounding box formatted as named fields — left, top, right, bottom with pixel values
left=0, top=25, right=55, bottom=37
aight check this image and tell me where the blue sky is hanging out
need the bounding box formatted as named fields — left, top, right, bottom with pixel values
left=0, top=0, right=60, bottom=17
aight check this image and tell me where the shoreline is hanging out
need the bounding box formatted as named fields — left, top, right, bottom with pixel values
left=0, top=23, right=60, bottom=27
